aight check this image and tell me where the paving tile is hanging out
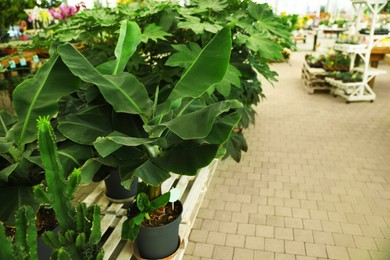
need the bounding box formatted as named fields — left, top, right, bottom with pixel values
left=190, top=229, right=209, bottom=243
left=267, top=215, right=285, bottom=227
left=237, top=223, right=256, bottom=236
left=347, top=247, right=372, bottom=260
left=192, top=243, right=214, bottom=258
left=333, top=233, right=357, bottom=248
left=341, top=223, right=363, bottom=236
left=265, top=238, right=285, bottom=253
left=293, top=208, right=310, bottom=219
left=285, top=217, right=303, bottom=229
left=256, top=224, right=274, bottom=238
left=374, top=238, right=390, bottom=252
left=200, top=219, right=220, bottom=232
left=276, top=206, right=292, bottom=217
left=326, top=245, right=350, bottom=260
left=370, top=250, right=390, bottom=260
left=275, top=227, right=294, bottom=240
left=296, top=256, right=316, bottom=260
left=226, top=234, right=245, bottom=248
left=294, top=229, right=314, bottom=242
left=285, top=240, right=305, bottom=255
left=303, top=219, right=323, bottom=231
left=254, top=251, right=275, bottom=260
left=219, top=221, right=237, bottom=234
left=245, top=236, right=265, bottom=250
left=275, top=253, right=296, bottom=260
left=305, top=242, right=327, bottom=258
left=313, top=231, right=335, bottom=245
left=232, top=212, right=249, bottom=224
left=233, top=248, right=254, bottom=260
left=212, top=245, right=234, bottom=260
left=353, top=235, right=378, bottom=251
left=207, top=231, right=226, bottom=246
left=321, top=220, right=342, bottom=233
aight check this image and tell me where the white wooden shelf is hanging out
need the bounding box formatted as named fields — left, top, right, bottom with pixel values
left=333, top=43, right=367, bottom=53
left=80, top=159, right=219, bottom=260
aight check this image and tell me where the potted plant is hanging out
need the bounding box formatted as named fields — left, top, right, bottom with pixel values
left=48, top=21, right=241, bottom=258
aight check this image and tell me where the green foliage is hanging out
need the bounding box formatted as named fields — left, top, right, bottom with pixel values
left=0, top=206, right=38, bottom=259
left=122, top=191, right=171, bottom=241
left=27, top=0, right=291, bottom=162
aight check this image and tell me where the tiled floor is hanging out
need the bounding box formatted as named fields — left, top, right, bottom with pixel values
left=184, top=40, right=390, bottom=259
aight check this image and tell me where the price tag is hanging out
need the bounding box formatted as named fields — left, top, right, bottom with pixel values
left=169, top=188, right=180, bottom=203
left=19, top=58, right=27, bottom=67
left=33, top=55, right=40, bottom=63
left=9, top=60, right=16, bottom=69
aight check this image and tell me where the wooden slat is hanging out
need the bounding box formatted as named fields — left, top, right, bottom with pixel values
left=100, top=214, right=117, bottom=235
left=102, top=216, right=127, bottom=260
left=116, top=241, right=134, bottom=260
left=105, top=203, right=124, bottom=215
left=175, top=176, right=191, bottom=199
left=83, top=182, right=105, bottom=207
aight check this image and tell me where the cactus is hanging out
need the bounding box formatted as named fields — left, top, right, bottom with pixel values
left=0, top=206, right=38, bottom=260
left=35, top=116, right=104, bottom=259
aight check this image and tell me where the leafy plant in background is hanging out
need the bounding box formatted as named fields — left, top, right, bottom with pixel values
left=26, top=0, right=291, bottom=162
left=0, top=47, right=93, bottom=226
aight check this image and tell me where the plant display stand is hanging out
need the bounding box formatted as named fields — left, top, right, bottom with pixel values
left=326, top=0, right=389, bottom=103
left=301, top=61, right=332, bottom=93
left=77, top=159, right=219, bottom=260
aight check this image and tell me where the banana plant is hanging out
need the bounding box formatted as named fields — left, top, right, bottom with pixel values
left=0, top=58, right=94, bottom=225
left=51, top=21, right=241, bottom=239
left=35, top=116, right=103, bottom=260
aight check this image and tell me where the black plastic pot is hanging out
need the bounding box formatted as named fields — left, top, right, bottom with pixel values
left=37, top=226, right=59, bottom=259
left=104, top=170, right=138, bottom=203
left=136, top=201, right=182, bottom=259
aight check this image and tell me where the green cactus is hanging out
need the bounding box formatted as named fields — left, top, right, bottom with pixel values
left=0, top=206, right=38, bottom=260
left=35, top=116, right=104, bottom=260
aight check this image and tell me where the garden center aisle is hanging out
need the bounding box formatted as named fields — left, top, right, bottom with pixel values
left=184, top=49, right=390, bottom=259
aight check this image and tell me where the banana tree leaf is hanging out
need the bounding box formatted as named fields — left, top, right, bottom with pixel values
left=0, top=111, right=16, bottom=137
left=97, top=20, right=141, bottom=75
left=161, top=100, right=242, bottom=139
left=133, top=161, right=170, bottom=187
left=58, top=44, right=153, bottom=116
left=94, top=131, right=159, bottom=158
left=58, top=105, right=113, bottom=145
left=205, top=111, right=242, bottom=144
left=78, top=158, right=102, bottom=185
left=159, top=27, right=232, bottom=113
left=0, top=137, right=12, bottom=154
left=11, top=55, right=80, bottom=146
left=152, top=141, right=219, bottom=175
left=0, top=186, right=39, bottom=226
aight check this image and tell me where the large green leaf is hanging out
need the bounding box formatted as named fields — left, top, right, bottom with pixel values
left=11, top=55, right=80, bottom=146
left=133, top=161, right=170, bottom=186
left=0, top=163, right=18, bottom=182
left=97, top=20, right=141, bottom=75
left=0, top=186, right=39, bottom=226
left=58, top=44, right=152, bottom=116
left=152, top=141, right=219, bottom=175
left=205, top=111, right=242, bottom=144
left=162, top=100, right=242, bottom=140
left=58, top=105, right=113, bottom=145
left=163, top=27, right=232, bottom=105
left=93, top=131, right=159, bottom=158
left=0, top=111, right=16, bottom=137
left=178, top=16, right=223, bottom=34
left=193, top=0, right=227, bottom=12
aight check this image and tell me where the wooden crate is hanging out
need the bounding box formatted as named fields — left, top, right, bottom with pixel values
left=301, top=61, right=332, bottom=94
left=79, top=159, right=219, bottom=260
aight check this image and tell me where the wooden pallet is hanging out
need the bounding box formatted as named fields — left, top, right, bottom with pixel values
left=301, top=61, right=332, bottom=94
left=79, top=159, right=219, bottom=260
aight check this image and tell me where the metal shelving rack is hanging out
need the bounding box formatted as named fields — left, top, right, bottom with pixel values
left=327, top=0, right=389, bottom=103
